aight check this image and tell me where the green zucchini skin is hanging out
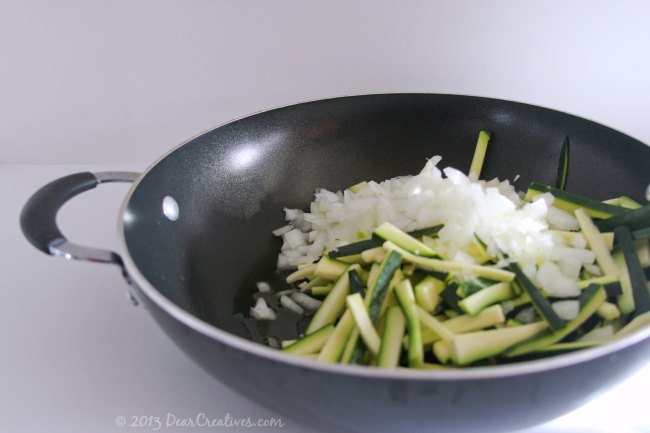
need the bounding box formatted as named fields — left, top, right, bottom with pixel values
left=367, top=251, right=403, bottom=323
left=596, top=204, right=650, bottom=232
left=509, top=264, right=565, bottom=330
left=348, top=269, right=365, bottom=295
left=306, top=264, right=360, bottom=334
left=329, top=239, right=383, bottom=258
left=394, top=281, right=424, bottom=367
left=458, top=282, right=514, bottom=316
left=328, top=225, right=443, bottom=259
left=373, top=222, right=437, bottom=257
left=505, top=285, right=607, bottom=358
left=526, top=182, right=626, bottom=219
left=283, top=324, right=335, bottom=355
left=615, top=226, right=650, bottom=315
left=555, top=136, right=570, bottom=190
left=377, top=306, right=407, bottom=368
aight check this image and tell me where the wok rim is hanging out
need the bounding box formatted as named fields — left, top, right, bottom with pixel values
left=117, top=92, right=650, bottom=381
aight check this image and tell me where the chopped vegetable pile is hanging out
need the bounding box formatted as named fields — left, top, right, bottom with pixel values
left=248, top=131, right=650, bottom=368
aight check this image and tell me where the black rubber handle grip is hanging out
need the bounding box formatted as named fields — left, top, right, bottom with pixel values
left=20, top=172, right=99, bottom=254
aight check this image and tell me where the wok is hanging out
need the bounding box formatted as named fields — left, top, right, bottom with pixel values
left=21, top=94, right=650, bottom=433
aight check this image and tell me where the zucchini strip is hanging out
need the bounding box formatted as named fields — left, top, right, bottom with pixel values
left=509, top=263, right=565, bottom=330
left=603, top=196, right=642, bottom=209
left=346, top=293, right=381, bottom=356
left=525, top=183, right=626, bottom=219
left=366, top=250, right=403, bottom=322
left=329, top=239, right=382, bottom=258
left=506, top=285, right=607, bottom=357
left=328, top=225, right=443, bottom=259
left=597, top=301, right=620, bottom=321
left=468, top=130, right=491, bottom=179
left=383, top=241, right=515, bottom=281
left=340, top=328, right=364, bottom=364
left=554, top=136, right=570, bottom=190
left=575, top=208, right=634, bottom=314
left=374, top=222, right=437, bottom=257
left=395, top=280, right=424, bottom=366
left=451, top=321, right=548, bottom=365
left=317, top=310, right=356, bottom=362
left=596, top=204, right=650, bottom=232
left=377, top=306, right=407, bottom=368
left=419, top=305, right=506, bottom=345
left=615, top=311, right=650, bottom=339
left=286, top=263, right=317, bottom=283
left=283, top=325, right=335, bottom=355
left=416, top=306, right=455, bottom=342
left=575, top=209, right=620, bottom=278
left=614, top=226, right=650, bottom=315
left=314, top=256, right=349, bottom=280
left=433, top=339, right=451, bottom=364
left=306, top=264, right=360, bottom=333
left=407, top=224, right=444, bottom=239
left=414, top=275, right=445, bottom=313
left=348, top=269, right=365, bottom=295
left=458, top=282, right=514, bottom=316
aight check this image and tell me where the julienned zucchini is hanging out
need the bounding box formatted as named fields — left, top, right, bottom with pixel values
left=306, top=264, right=360, bottom=333
left=377, top=305, right=407, bottom=368
left=394, top=280, right=424, bottom=366
left=414, top=275, right=445, bottom=312
left=468, top=130, right=491, bottom=179
left=614, top=226, right=650, bottom=315
left=347, top=293, right=381, bottom=355
left=555, top=136, right=570, bottom=190
left=596, top=204, right=650, bottom=232
left=525, top=182, right=626, bottom=219
left=419, top=305, right=506, bottom=345
left=283, top=324, right=335, bottom=355
left=509, top=263, right=565, bottom=330
left=272, top=134, right=649, bottom=369
left=366, top=250, right=403, bottom=322
left=314, top=256, right=349, bottom=280
left=374, top=222, right=437, bottom=257
left=458, top=282, right=514, bottom=316
left=505, top=285, right=607, bottom=357
left=317, top=310, right=356, bottom=362
left=384, top=241, right=515, bottom=281
left=450, top=321, right=548, bottom=365
left=328, top=225, right=443, bottom=259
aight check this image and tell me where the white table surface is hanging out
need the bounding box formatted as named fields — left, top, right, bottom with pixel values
left=3, top=162, right=650, bottom=433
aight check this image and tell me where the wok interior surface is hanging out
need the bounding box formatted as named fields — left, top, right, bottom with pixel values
left=122, top=94, right=650, bottom=342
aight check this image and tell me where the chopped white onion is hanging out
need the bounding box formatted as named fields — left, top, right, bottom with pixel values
left=250, top=298, right=277, bottom=321
left=273, top=289, right=298, bottom=298
left=551, top=300, right=580, bottom=320
left=275, top=156, right=597, bottom=300
left=280, top=295, right=305, bottom=315
left=290, top=292, right=322, bottom=312
left=272, top=225, right=293, bottom=237
left=256, top=281, right=271, bottom=293
left=283, top=228, right=307, bottom=249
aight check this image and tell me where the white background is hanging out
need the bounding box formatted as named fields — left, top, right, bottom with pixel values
left=2, top=1, right=650, bottom=432
left=3, top=0, right=650, bottom=164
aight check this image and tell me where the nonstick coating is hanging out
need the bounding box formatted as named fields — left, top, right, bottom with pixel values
left=120, top=94, right=650, bottom=432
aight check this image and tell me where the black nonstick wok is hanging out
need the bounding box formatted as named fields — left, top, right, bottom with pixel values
left=21, top=94, right=650, bottom=433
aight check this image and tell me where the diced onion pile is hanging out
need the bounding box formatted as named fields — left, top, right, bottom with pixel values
left=276, top=156, right=593, bottom=298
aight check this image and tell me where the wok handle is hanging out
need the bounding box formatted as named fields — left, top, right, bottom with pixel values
left=20, top=171, right=139, bottom=266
